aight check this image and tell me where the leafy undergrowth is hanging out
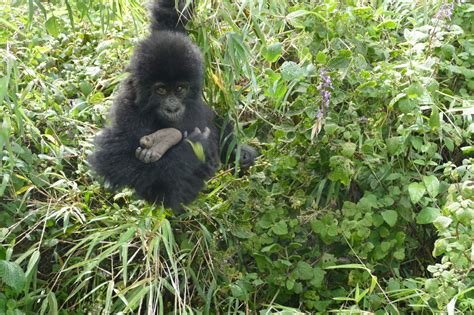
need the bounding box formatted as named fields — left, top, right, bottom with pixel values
left=1, top=0, right=473, bottom=313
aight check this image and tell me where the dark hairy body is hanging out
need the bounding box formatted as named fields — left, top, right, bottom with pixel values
left=89, top=0, right=255, bottom=211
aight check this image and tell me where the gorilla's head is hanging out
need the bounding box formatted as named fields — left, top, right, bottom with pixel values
left=130, top=31, right=204, bottom=124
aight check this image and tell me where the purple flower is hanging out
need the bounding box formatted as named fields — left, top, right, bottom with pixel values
left=311, top=67, right=334, bottom=139
left=317, top=68, right=333, bottom=112
left=435, top=2, right=454, bottom=20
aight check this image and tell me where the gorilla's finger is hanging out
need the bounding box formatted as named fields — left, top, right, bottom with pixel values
left=135, top=147, right=143, bottom=159
left=202, top=127, right=210, bottom=138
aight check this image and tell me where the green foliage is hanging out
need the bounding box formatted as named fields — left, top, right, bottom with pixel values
left=0, top=0, right=473, bottom=313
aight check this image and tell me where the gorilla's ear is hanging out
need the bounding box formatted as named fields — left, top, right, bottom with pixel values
left=125, top=74, right=151, bottom=109
left=121, top=77, right=139, bottom=106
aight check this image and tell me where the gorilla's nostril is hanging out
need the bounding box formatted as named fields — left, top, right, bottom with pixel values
left=166, top=107, right=179, bottom=113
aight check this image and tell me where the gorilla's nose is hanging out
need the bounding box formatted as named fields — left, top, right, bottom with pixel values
left=166, top=106, right=180, bottom=114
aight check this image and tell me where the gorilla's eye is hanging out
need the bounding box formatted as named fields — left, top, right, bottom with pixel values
left=156, top=86, right=168, bottom=95
left=176, top=85, right=187, bottom=93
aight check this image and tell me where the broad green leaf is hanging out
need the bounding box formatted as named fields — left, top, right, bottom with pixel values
left=272, top=221, right=288, bottom=235
left=229, top=283, right=247, bottom=300
left=378, top=20, right=397, bottom=29
left=444, top=137, right=454, bottom=152
left=404, top=29, right=428, bottom=44
left=423, top=175, right=440, bottom=198
left=316, top=51, right=327, bottom=64
left=310, top=268, right=326, bottom=288
left=296, top=261, right=313, bottom=280
left=416, top=207, right=441, bottom=224
left=406, top=82, right=424, bottom=99
left=262, top=43, right=282, bottom=63
left=328, top=156, right=354, bottom=186
left=398, top=99, right=416, bottom=114
left=45, top=16, right=62, bottom=37
left=341, top=142, right=356, bottom=158
left=0, top=260, right=26, bottom=293
left=433, top=216, right=453, bottom=229
left=381, top=210, right=398, bottom=227
left=386, top=137, right=402, bottom=155
left=408, top=183, right=426, bottom=204
left=280, top=61, right=305, bottom=81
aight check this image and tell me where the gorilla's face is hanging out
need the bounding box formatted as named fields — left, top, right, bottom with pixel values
left=151, top=81, right=190, bottom=123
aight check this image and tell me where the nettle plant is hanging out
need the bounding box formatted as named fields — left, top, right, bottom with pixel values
left=217, top=1, right=473, bottom=311
left=425, top=164, right=474, bottom=310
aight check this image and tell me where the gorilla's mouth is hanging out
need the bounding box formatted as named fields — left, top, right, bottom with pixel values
left=159, top=108, right=185, bottom=122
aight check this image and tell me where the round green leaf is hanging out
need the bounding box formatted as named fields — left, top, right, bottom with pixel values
left=272, top=221, right=288, bottom=235
left=423, top=175, right=440, bottom=198
left=262, top=43, right=282, bottom=63
left=381, top=210, right=398, bottom=227
left=416, top=207, right=440, bottom=224
left=45, top=16, right=62, bottom=37
left=296, top=261, right=313, bottom=280
left=408, top=182, right=426, bottom=204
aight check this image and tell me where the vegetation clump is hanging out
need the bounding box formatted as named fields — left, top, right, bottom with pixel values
left=0, top=0, right=472, bottom=313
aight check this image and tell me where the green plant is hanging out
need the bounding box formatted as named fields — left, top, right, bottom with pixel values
left=0, top=0, right=472, bottom=313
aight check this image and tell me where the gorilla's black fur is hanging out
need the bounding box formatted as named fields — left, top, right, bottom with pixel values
left=89, top=0, right=254, bottom=211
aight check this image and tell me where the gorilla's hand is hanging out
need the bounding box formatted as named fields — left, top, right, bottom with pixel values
left=239, top=144, right=257, bottom=170
left=185, top=127, right=211, bottom=143
left=135, top=128, right=182, bottom=163
left=183, top=127, right=212, bottom=162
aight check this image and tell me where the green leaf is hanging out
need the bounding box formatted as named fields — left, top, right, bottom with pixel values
left=45, top=16, right=62, bottom=37
left=316, top=51, right=327, bottom=64
left=416, top=207, right=441, bottom=224
left=423, top=175, right=440, bottom=198
left=386, top=137, right=402, bottom=155
left=0, top=260, right=26, bottom=293
left=429, top=106, right=440, bottom=130
left=341, top=142, right=356, bottom=158
left=280, top=61, right=305, bottom=81
left=377, top=20, right=397, bottom=29
left=408, top=182, right=426, bottom=204
left=296, top=261, right=313, bottom=280
left=310, top=267, right=326, bottom=288
left=229, top=283, right=248, bottom=300
left=444, top=137, right=454, bottom=152
left=406, top=82, right=424, bottom=99
left=187, top=140, right=205, bottom=162
left=433, top=216, right=453, bottom=229
left=328, top=156, right=354, bottom=186
left=47, top=291, right=59, bottom=315
left=272, top=221, right=288, bottom=235
left=262, top=43, right=282, bottom=63
left=381, top=210, right=398, bottom=227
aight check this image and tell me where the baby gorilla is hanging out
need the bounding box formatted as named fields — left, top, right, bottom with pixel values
left=89, top=0, right=255, bottom=211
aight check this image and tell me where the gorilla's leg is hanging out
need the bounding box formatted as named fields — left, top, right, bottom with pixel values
left=135, top=128, right=182, bottom=163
